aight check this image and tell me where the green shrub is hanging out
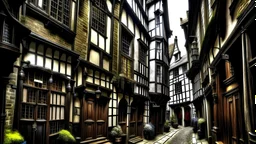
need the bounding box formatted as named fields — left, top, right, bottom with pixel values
left=4, top=129, right=24, bottom=144
left=170, top=114, right=177, bottom=123
left=164, top=120, right=170, bottom=127
left=58, top=129, right=76, bottom=143
left=110, top=125, right=123, bottom=137
left=198, top=118, right=205, bottom=125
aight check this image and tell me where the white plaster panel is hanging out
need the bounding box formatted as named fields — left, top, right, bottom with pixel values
left=149, top=61, right=155, bottom=81
left=45, top=58, right=52, bottom=70
left=103, top=58, right=110, bottom=71
left=89, top=49, right=100, bottom=66
left=121, top=10, right=127, bottom=26
left=91, top=29, right=98, bottom=45
left=99, top=34, right=105, bottom=50
left=128, top=16, right=134, bottom=34
left=149, top=20, right=155, bottom=31
left=24, top=53, right=35, bottom=65
left=106, top=16, right=111, bottom=53
left=36, top=55, right=44, bottom=67
left=60, top=62, right=65, bottom=74
left=53, top=60, right=59, bottom=72
left=77, top=67, right=82, bottom=86
left=148, top=5, right=154, bottom=20
left=106, top=0, right=112, bottom=13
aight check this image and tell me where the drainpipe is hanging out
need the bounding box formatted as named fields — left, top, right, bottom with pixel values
left=241, top=29, right=252, bottom=142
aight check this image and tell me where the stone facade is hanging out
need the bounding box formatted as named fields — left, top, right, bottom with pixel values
left=21, top=16, right=72, bottom=49
left=74, top=0, right=90, bottom=60
left=5, top=67, right=18, bottom=127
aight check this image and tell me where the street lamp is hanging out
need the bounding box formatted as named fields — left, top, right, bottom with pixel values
left=95, top=87, right=101, bottom=99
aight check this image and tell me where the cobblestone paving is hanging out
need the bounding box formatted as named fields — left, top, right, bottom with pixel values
left=137, top=127, right=182, bottom=144
left=166, top=127, right=193, bottom=144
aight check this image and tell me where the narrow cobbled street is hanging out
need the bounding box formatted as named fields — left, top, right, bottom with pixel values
left=166, top=127, right=193, bottom=144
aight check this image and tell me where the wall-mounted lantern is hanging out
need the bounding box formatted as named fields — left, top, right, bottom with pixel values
left=95, top=87, right=101, bottom=99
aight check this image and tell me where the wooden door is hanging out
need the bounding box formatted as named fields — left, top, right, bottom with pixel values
left=96, top=99, right=107, bottom=138
left=129, top=104, right=136, bottom=138
left=227, top=95, right=237, bottom=144
left=84, top=97, right=95, bottom=140
left=150, top=107, right=161, bottom=135
left=118, top=98, right=127, bottom=134
left=136, top=103, right=144, bottom=137
left=83, top=97, right=108, bottom=140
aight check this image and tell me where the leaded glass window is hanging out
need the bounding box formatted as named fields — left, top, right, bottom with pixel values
left=50, top=0, right=70, bottom=27
left=92, top=6, right=106, bottom=35
left=122, top=31, right=133, bottom=56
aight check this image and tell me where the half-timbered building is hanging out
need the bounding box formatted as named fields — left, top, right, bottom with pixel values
left=0, top=0, right=171, bottom=143
left=0, top=0, right=31, bottom=143
left=147, top=0, right=171, bottom=135
left=183, top=0, right=256, bottom=143
left=167, top=36, right=193, bottom=127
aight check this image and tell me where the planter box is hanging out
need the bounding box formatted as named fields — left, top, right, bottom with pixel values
left=164, top=126, right=170, bottom=132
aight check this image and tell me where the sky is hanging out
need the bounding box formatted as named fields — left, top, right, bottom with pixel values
left=168, top=0, right=188, bottom=57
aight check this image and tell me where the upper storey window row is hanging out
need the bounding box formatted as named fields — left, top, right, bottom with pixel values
left=27, top=0, right=75, bottom=27
left=148, top=0, right=163, bottom=21
left=148, top=15, right=164, bottom=37
left=126, top=0, right=148, bottom=31
left=121, top=10, right=148, bottom=45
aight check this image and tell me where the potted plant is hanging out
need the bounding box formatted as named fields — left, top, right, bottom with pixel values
left=110, top=125, right=123, bottom=143
left=170, top=114, right=178, bottom=129
left=143, top=123, right=155, bottom=140
left=57, top=129, right=76, bottom=144
left=164, top=120, right=170, bottom=132
left=4, top=129, right=25, bottom=144
left=197, top=118, right=206, bottom=139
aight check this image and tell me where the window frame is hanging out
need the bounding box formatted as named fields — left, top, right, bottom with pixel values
left=175, top=81, right=182, bottom=94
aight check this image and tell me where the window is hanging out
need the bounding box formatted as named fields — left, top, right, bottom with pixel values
left=156, top=65, right=162, bottom=83
left=29, top=0, right=47, bottom=10
left=2, top=21, right=12, bottom=43
left=174, top=53, right=179, bottom=61
left=22, top=75, right=48, bottom=120
left=175, top=81, right=182, bottom=94
left=173, top=68, right=179, bottom=77
left=91, top=5, right=106, bottom=35
left=156, top=15, right=160, bottom=27
left=50, top=0, right=70, bottom=26
left=122, top=30, right=133, bottom=56
left=50, top=92, right=66, bottom=134
left=139, top=46, right=147, bottom=64
left=182, top=64, right=187, bottom=72
left=156, top=42, right=162, bottom=59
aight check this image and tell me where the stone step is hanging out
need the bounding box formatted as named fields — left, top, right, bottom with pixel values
left=129, top=136, right=143, bottom=144
left=89, top=139, right=111, bottom=144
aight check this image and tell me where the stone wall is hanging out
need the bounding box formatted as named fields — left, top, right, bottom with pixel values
left=5, top=67, right=18, bottom=127
left=21, top=15, right=72, bottom=49
left=74, top=0, right=90, bottom=60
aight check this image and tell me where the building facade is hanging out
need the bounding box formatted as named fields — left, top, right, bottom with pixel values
left=147, top=0, right=171, bottom=135
left=167, top=36, right=193, bottom=127
left=0, top=0, right=171, bottom=143
left=183, top=0, right=256, bottom=143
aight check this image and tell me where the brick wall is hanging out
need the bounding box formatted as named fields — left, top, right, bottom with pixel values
left=5, top=67, right=18, bottom=127
left=21, top=16, right=72, bottom=49
left=74, top=0, right=90, bottom=60
left=112, top=19, right=119, bottom=74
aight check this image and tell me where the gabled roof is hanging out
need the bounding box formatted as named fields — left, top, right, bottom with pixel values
left=169, top=54, right=188, bottom=70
